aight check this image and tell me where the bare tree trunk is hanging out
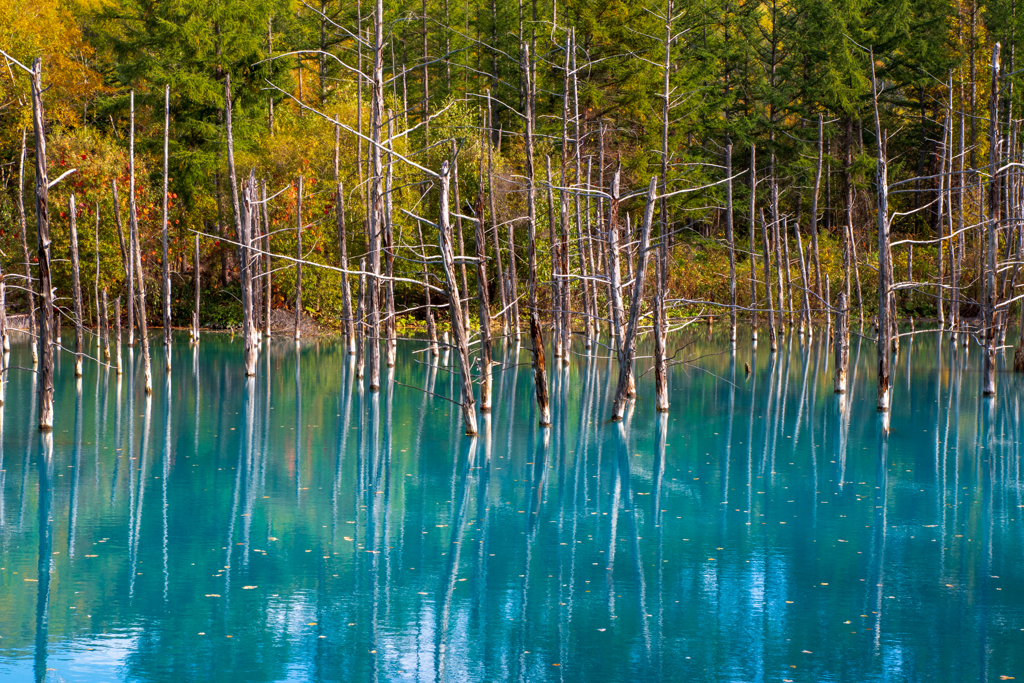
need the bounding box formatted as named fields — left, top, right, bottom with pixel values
left=261, top=180, right=271, bottom=339
left=160, top=85, right=172, bottom=371
left=749, top=145, right=758, bottom=340
left=545, top=155, right=562, bottom=358
left=726, top=140, right=736, bottom=342
left=334, top=125, right=356, bottom=353
left=295, top=175, right=303, bottom=341
left=871, top=53, right=892, bottom=412
left=485, top=91, right=509, bottom=339
left=101, top=289, right=110, bottom=361
left=16, top=130, right=38, bottom=363
left=607, top=163, right=634, bottom=394
left=794, top=218, right=811, bottom=337
left=94, top=204, right=100, bottom=347
left=192, top=234, right=200, bottom=344
left=452, top=144, right=470, bottom=332
left=384, top=116, right=397, bottom=367
left=367, top=0, right=386, bottom=391
left=438, top=161, right=478, bottom=436
left=983, top=43, right=1000, bottom=397
left=611, top=177, right=656, bottom=421
left=523, top=44, right=550, bottom=426
left=810, top=114, right=824, bottom=300
left=475, top=179, right=493, bottom=412
left=129, top=112, right=153, bottom=395
left=759, top=208, right=777, bottom=351
left=69, top=195, right=84, bottom=377
left=355, top=258, right=366, bottom=378
left=241, top=172, right=258, bottom=377
left=834, top=292, right=848, bottom=393
left=115, top=296, right=122, bottom=375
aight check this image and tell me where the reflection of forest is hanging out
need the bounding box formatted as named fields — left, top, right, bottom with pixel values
left=0, top=327, right=1021, bottom=682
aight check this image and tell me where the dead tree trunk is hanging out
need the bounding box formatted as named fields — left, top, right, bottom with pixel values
left=113, top=296, right=122, bottom=374
left=367, top=0, right=386, bottom=391
left=93, top=205, right=100, bottom=349
left=355, top=258, right=366, bottom=379
left=523, top=44, right=550, bottom=426
left=475, top=187, right=493, bottom=412
left=101, top=289, right=110, bottom=361
left=611, top=177, right=656, bottom=421
left=130, top=188, right=153, bottom=394
left=871, top=52, right=892, bottom=412
left=438, top=161, right=478, bottom=436
left=261, top=180, right=271, bottom=339
left=810, top=114, right=824, bottom=300
left=127, top=91, right=152, bottom=392
left=334, top=125, right=356, bottom=354
left=69, top=194, right=84, bottom=377
left=17, top=130, right=38, bottom=364
left=295, top=175, right=304, bottom=341
left=749, top=145, right=758, bottom=340
left=726, top=140, right=737, bottom=342
left=485, top=91, right=509, bottom=339
left=607, top=163, right=634, bottom=395
left=160, top=84, right=172, bottom=371
left=242, top=172, right=258, bottom=377
left=834, top=292, right=848, bottom=393
left=794, top=218, right=811, bottom=337
left=31, top=59, right=54, bottom=429
left=983, top=43, right=1000, bottom=397
left=192, top=234, right=200, bottom=344
left=759, top=208, right=777, bottom=351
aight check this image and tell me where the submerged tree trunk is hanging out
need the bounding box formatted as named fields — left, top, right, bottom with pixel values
left=31, top=59, right=54, bottom=429
left=983, top=44, right=1000, bottom=397
left=160, top=84, right=172, bottom=371
left=295, top=175, right=304, bottom=342
left=192, top=234, right=200, bottom=344
left=726, top=140, right=737, bottom=342
left=17, top=130, right=38, bottom=364
left=523, top=44, right=550, bottom=426
left=834, top=292, right=848, bottom=393
left=611, top=177, right=656, bottom=421
left=759, top=209, right=777, bottom=351
left=334, top=125, right=356, bottom=354
left=438, top=161, right=478, bottom=436
left=241, top=172, right=258, bottom=377
left=69, top=195, right=84, bottom=377
left=749, top=145, right=758, bottom=340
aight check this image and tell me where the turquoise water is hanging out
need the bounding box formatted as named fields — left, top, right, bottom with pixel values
left=0, top=327, right=1023, bottom=682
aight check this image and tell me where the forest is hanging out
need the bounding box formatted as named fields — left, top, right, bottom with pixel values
left=1, top=0, right=1023, bottom=428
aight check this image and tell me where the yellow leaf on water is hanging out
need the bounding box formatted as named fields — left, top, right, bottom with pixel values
left=242, top=586, right=257, bottom=590
left=205, top=594, right=221, bottom=598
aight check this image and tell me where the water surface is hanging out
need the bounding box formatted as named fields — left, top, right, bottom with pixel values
left=1, top=327, right=1023, bottom=682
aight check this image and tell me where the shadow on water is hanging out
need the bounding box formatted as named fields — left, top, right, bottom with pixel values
left=0, top=327, right=1024, bottom=682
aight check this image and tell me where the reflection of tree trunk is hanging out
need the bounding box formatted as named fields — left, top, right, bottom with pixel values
left=33, top=433, right=54, bottom=683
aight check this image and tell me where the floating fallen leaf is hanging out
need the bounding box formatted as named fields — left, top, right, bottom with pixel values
left=242, top=586, right=257, bottom=590
left=597, top=628, right=606, bottom=632
left=308, top=623, right=317, bottom=626
left=205, top=594, right=221, bottom=598
left=85, top=555, right=98, bottom=558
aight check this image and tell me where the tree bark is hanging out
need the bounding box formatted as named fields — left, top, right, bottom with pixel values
left=160, top=84, right=172, bottom=370
left=438, top=161, right=478, bottom=436
left=31, top=59, right=55, bottom=430
left=295, top=175, right=303, bottom=341
left=523, top=44, right=550, bottom=426
left=611, top=177, right=656, bottom=421
left=983, top=43, right=1000, bottom=397
left=749, top=145, right=758, bottom=340
left=69, top=194, right=84, bottom=377
left=17, top=129, right=38, bottom=364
